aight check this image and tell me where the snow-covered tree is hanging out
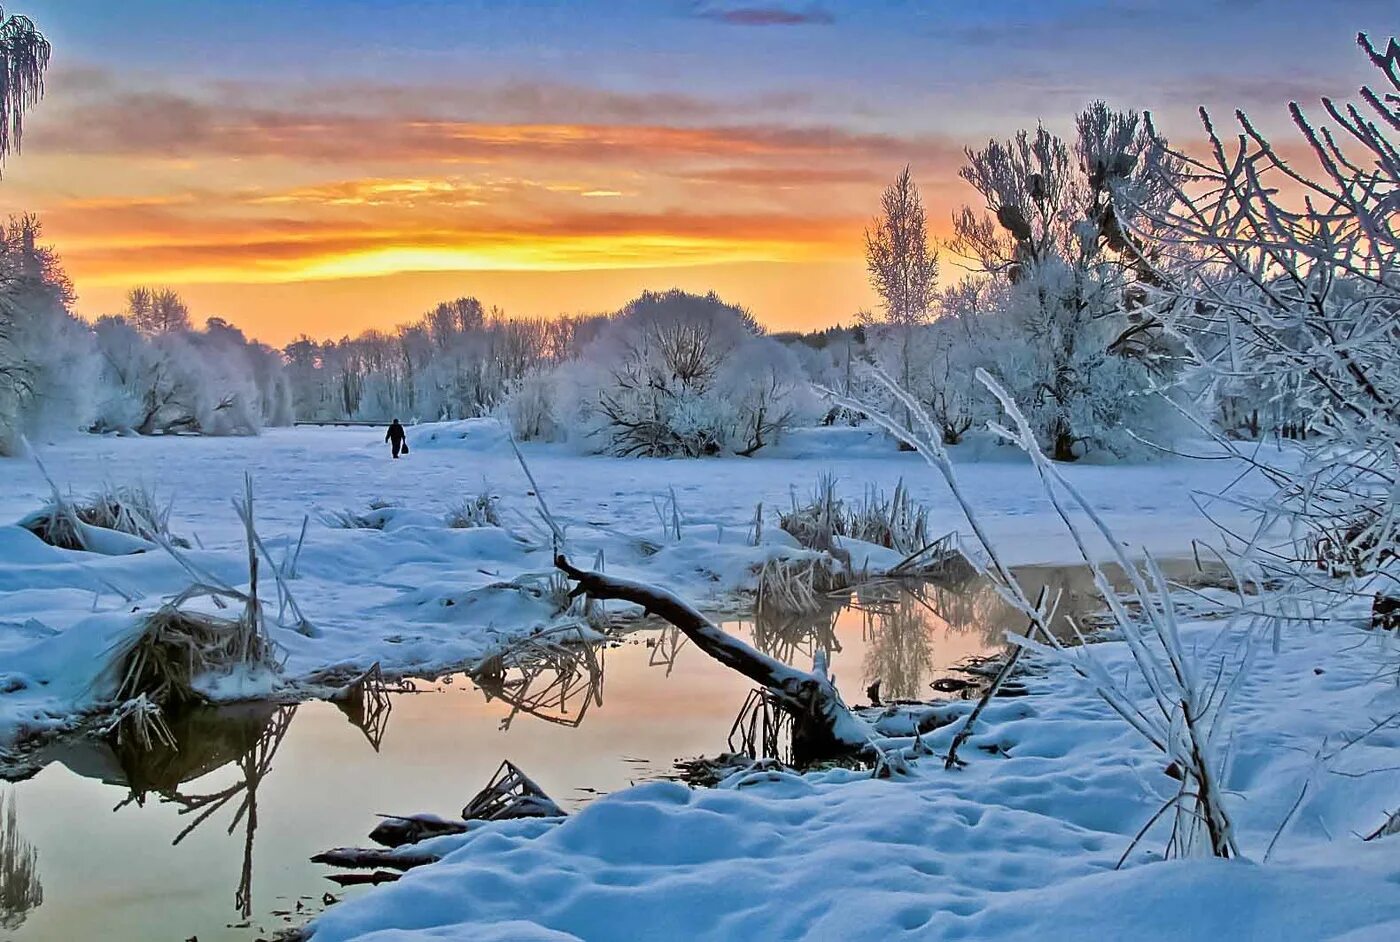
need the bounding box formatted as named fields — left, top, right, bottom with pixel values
left=0, top=215, right=97, bottom=453
left=0, top=4, right=49, bottom=169
left=950, top=102, right=1183, bottom=459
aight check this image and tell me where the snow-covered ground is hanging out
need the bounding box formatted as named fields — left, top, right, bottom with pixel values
left=3, top=424, right=1397, bottom=940
left=0, top=422, right=1278, bottom=749
left=304, top=608, right=1400, bottom=942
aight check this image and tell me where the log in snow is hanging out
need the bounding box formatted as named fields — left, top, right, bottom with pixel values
left=555, top=555, right=872, bottom=764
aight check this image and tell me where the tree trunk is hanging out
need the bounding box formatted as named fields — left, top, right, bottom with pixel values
left=555, top=555, right=871, bottom=764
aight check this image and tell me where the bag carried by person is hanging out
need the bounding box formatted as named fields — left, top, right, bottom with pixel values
left=401, top=442, right=409, bottom=455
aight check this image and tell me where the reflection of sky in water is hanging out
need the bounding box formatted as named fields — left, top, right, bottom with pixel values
left=0, top=564, right=1150, bottom=941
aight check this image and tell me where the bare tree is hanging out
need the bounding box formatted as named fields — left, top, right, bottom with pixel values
left=126, top=287, right=192, bottom=336
left=864, top=167, right=939, bottom=409
left=0, top=5, right=49, bottom=170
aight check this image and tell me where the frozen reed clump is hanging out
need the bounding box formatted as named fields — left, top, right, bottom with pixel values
left=19, top=481, right=188, bottom=552
left=778, top=473, right=929, bottom=554
left=446, top=491, right=502, bottom=529
left=318, top=505, right=391, bottom=530
left=97, top=477, right=304, bottom=716
left=755, top=555, right=850, bottom=615
left=108, top=602, right=280, bottom=707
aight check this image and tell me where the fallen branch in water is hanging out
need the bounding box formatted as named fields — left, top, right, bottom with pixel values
left=310, top=847, right=439, bottom=871
left=555, top=554, right=873, bottom=765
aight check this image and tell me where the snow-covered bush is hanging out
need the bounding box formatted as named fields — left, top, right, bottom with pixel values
left=1124, top=33, right=1400, bottom=595
left=572, top=289, right=802, bottom=457
left=719, top=337, right=810, bottom=455
left=503, top=370, right=564, bottom=442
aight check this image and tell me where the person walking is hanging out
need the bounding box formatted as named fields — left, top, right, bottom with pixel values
left=386, top=419, right=407, bottom=459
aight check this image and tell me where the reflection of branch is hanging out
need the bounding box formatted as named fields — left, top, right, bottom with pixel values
left=160, top=705, right=298, bottom=919
left=647, top=625, right=690, bottom=675
left=332, top=663, right=394, bottom=751
left=476, top=627, right=604, bottom=730
left=0, top=790, right=43, bottom=932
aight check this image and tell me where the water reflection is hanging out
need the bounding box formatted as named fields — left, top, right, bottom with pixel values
left=476, top=627, right=605, bottom=729
left=854, top=579, right=1007, bottom=701
left=163, top=706, right=297, bottom=920
left=102, top=704, right=299, bottom=921
left=4, top=566, right=1121, bottom=941
left=750, top=608, right=841, bottom=667
left=1, top=789, right=42, bottom=931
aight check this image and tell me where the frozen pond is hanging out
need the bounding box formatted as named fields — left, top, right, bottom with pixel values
left=0, top=566, right=1139, bottom=941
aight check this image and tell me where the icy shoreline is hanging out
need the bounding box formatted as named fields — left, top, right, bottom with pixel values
left=0, top=422, right=1272, bottom=752
left=300, top=599, right=1400, bottom=942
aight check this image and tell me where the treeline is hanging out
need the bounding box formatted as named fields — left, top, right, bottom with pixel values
left=0, top=217, right=291, bottom=455
left=3, top=93, right=1365, bottom=461
left=282, top=298, right=601, bottom=424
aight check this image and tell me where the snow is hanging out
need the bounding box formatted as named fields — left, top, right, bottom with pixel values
left=304, top=610, right=1400, bottom=942
left=0, top=423, right=1393, bottom=940
left=0, top=423, right=1280, bottom=748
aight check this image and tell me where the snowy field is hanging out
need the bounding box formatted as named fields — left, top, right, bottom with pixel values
left=0, top=421, right=1277, bottom=746
left=0, top=423, right=1283, bottom=746
left=3, top=424, right=1397, bottom=941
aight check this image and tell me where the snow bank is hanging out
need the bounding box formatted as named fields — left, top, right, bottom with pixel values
left=305, top=613, right=1400, bottom=942
left=406, top=418, right=513, bottom=453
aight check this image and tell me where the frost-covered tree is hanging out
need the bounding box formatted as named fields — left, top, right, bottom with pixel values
left=1124, top=33, right=1400, bottom=587
left=285, top=297, right=600, bottom=425
left=0, top=4, right=49, bottom=169
left=864, top=167, right=939, bottom=416
left=781, top=325, right=871, bottom=427
left=0, top=215, right=97, bottom=453
left=951, top=103, right=1182, bottom=460
left=91, top=312, right=291, bottom=436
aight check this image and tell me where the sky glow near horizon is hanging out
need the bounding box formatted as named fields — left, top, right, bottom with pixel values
left=4, top=0, right=1392, bottom=344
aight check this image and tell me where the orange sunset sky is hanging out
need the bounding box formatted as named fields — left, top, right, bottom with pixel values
left=5, top=1, right=1390, bottom=346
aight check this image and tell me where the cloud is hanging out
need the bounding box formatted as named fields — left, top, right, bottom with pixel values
left=51, top=204, right=864, bottom=286
left=691, top=3, right=834, bottom=26
left=44, top=64, right=812, bottom=127
left=28, top=87, right=958, bottom=169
